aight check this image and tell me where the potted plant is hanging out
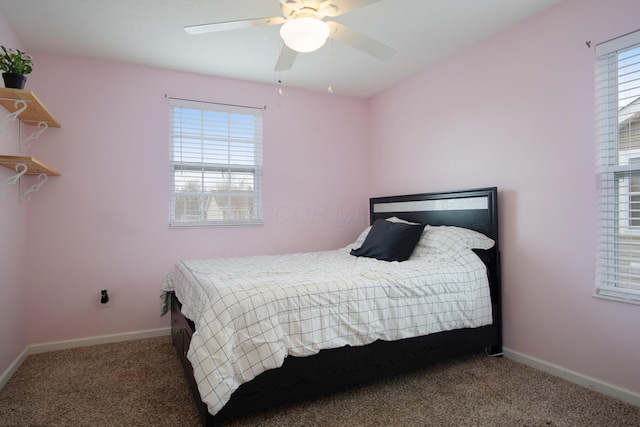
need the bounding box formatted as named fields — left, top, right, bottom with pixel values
left=0, top=46, right=33, bottom=89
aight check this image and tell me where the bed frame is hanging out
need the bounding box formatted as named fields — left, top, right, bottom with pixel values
left=170, top=187, right=501, bottom=426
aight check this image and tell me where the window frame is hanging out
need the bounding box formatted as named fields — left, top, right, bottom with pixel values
left=168, top=98, right=263, bottom=228
left=595, top=29, right=640, bottom=304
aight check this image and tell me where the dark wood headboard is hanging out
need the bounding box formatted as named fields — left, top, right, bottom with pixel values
left=369, top=187, right=501, bottom=351
left=369, top=187, right=499, bottom=243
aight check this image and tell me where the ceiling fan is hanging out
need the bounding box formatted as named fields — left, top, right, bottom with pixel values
left=184, top=0, right=395, bottom=71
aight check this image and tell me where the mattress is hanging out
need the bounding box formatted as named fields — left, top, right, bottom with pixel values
left=161, top=243, right=493, bottom=415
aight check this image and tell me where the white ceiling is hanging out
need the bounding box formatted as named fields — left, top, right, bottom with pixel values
left=0, top=0, right=564, bottom=98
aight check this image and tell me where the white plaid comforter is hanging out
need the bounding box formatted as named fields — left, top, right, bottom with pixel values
left=161, top=246, right=492, bottom=415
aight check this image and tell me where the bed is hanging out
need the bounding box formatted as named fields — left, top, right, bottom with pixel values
left=162, top=187, right=501, bottom=426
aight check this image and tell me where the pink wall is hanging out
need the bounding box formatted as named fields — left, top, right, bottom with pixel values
left=0, top=15, right=29, bottom=378
left=368, top=0, right=640, bottom=394
left=16, top=54, right=369, bottom=344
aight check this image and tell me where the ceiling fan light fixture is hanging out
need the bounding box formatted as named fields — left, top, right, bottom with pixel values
left=280, top=17, right=330, bottom=53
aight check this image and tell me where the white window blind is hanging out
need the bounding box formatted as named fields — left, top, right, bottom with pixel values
left=595, top=29, right=640, bottom=303
left=169, top=98, right=263, bottom=227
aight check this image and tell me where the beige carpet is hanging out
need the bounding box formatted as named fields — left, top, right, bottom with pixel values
left=1, top=336, right=639, bottom=426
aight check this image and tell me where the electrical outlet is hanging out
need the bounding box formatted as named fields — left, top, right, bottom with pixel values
left=100, top=289, right=110, bottom=308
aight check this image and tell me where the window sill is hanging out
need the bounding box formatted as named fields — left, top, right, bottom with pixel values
left=593, top=293, right=640, bottom=306
left=169, top=221, right=264, bottom=228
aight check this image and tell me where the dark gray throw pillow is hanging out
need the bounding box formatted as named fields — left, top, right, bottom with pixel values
left=350, top=219, right=426, bottom=262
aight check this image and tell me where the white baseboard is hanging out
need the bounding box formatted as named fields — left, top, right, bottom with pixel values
left=503, top=347, right=640, bottom=407
left=0, top=327, right=170, bottom=390
left=28, top=327, right=170, bottom=354
left=0, top=347, right=29, bottom=390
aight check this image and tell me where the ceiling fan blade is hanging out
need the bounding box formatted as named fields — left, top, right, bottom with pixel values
left=274, top=44, right=298, bottom=71
left=279, top=0, right=304, bottom=16
left=319, top=0, right=384, bottom=17
left=280, top=0, right=304, bottom=6
left=185, top=16, right=285, bottom=35
left=326, top=21, right=395, bottom=60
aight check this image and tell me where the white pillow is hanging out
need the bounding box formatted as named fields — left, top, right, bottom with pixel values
left=351, top=225, right=372, bottom=249
left=414, top=226, right=494, bottom=258
left=385, top=216, right=419, bottom=225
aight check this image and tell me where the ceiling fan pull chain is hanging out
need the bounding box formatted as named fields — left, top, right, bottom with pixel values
left=328, top=39, right=333, bottom=93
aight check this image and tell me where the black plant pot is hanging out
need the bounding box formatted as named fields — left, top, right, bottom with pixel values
left=2, top=73, right=26, bottom=89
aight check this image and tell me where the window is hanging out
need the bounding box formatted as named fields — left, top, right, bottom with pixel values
left=169, top=98, right=263, bottom=227
left=595, top=29, right=640, bottom=303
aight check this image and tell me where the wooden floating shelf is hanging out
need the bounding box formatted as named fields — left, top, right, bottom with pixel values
left=0, top=155, right=61, bottom=176
left=0, top=88, right=61, bottom=127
